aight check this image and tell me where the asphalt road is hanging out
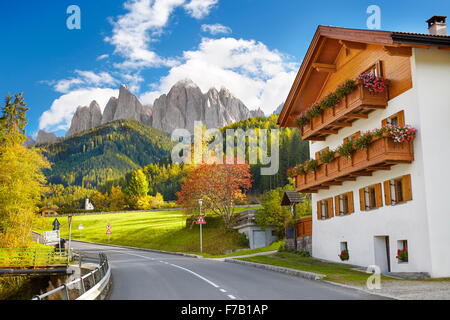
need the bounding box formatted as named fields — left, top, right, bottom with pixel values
left=72, top=241, right=386, bottom=300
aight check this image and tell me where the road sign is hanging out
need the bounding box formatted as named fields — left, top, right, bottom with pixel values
left=52, top=218, right=61, bottom=231
left=106, top=224, right=112, bottom=235
left=44, top=230, right=60, bottom=245
left=195, top=216, right=206, bottom=224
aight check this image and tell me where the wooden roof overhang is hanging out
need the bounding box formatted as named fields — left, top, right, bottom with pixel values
left=277, top=26, right=450, bottom=128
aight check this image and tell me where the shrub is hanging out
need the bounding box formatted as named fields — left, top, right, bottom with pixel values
left=306, top=104, right=323, bottom=118
left=386, top=125, right=417, bottom=143
left=296, top=114, right=310, bottom=127
left=354, top=132, right=374, bottom=151
left=358, top=72, right=387, bottom=93
left=305, top=159, right=319, bottom=172
left=339, top=250, right=349, bottom=261
left=336, top=79, right=357, bottom=98
left=318, top=149, right=335, bottom=164
left=336, top=139, right=354, bottom=158
left=237, top=233, right=250, bottom=247
left=320, top=93, right=340, bottom=110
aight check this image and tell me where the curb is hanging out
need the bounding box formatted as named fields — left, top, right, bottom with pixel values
left=224, top=258, right=325, bottom=280
left=71, top=239, right=202, bottom=259
left=321, top=280, right=400, bottom=300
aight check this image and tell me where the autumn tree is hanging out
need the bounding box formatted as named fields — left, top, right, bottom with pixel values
left=125, top=169, right=149, bottom=197
left=176, top=163, right=252, bottom=228
left=0, top=93, right=50, bottom=247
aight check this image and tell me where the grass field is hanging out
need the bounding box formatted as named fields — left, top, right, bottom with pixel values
left=34, top=207, right=261, bottom=256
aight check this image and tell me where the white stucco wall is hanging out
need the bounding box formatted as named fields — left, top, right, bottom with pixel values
left=412, top=47, right=450, bottom=277
left=309, top=56, right=437, bottom=275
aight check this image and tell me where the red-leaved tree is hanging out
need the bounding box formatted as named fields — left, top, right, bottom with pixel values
left=176, top=163, right=252, bottom=228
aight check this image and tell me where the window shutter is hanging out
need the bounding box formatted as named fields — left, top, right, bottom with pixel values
left=334, top=196, right=340, bottom=216
left=317, top=201, right=322, bottom=220
left=381, top=118, right=388, bottom=127
left=384, top=180, right=392, bottom=205
left=359, top=188, right=366, bottom=211
left=374, top=183, right=383, bottom=208
left=397, top=110, right=405, bottom=126
left=315, top=151, right=320, bottom=160
left=402, top=174, right=413, bottom=201
left=347, top=192, right=354, bottom=214
left=327, top=198, right=334, bottom=218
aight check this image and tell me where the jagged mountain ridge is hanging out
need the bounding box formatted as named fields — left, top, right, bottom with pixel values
left=61, top=80, right=264, bottom=137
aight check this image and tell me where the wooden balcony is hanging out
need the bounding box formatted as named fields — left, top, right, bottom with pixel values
left=295, top=137, right=414, bottom=193
left=300, top=82, right=389, bottom=141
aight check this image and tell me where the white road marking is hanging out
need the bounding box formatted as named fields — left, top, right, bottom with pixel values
left=109, top=250, right=222, bottom=290
left=169, top=263, right=220, bottom=288
left=228, top=294, right=236, bottom=299
left=220, top=289, right=227, bottom=293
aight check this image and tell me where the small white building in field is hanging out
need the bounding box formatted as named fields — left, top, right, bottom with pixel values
left=278, top=16, right=450, bottom=278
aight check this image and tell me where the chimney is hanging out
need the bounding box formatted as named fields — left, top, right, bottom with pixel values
left=427, top=16, right=447, bottom=35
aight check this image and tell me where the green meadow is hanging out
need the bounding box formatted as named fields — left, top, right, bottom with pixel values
left=34, top=207, right=261, bottom=255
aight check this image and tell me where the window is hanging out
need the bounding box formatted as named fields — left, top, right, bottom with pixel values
left=384, top=174, right=413, bottom=205
left=317, top=198, right=333, bottom=220
left=340, top=241, right=348, bottom=252
left=382, top=110, right=405, bottom=127
left=397, top=240, right=409, bottom=263
left=334, top=192, right=354, bottom=216
left=364, top=61, right=383, bottom=77
left=359, top=183, right=383, bottom=211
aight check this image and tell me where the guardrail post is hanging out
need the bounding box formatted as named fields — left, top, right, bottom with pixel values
left=80, top=277, right=86, bottom=294
left=61, top=284, right=69, bottom=300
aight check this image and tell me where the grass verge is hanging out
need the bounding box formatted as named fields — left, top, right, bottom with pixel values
left=238, top=252, right=402, bottom=286
left=200, top=240, right=284, bottom=258
left=34, top=207, right=261, bottom=256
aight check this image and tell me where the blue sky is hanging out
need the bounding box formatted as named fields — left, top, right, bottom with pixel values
left=1, top=0, right=449, bottom=137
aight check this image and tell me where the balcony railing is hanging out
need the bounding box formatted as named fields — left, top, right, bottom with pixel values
left=295, top=137, right=414, bottom=193
left=300, top=82, right=389, bottom=141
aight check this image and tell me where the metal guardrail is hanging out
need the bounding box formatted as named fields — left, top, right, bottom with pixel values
left=0, top=248, right=69, bottom=269
left=32, top=253, right=110, bottom=300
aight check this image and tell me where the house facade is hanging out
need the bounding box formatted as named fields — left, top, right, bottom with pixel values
left=278, top=17, right=450, bottom=278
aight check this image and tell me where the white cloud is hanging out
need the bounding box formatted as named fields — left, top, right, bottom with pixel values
left=201, top=23, right=231, bottom=35
left=39, top=88, right=119, bottom=132
left=140, top=37, right=297, bottom=114
left=184, top=0, right=218, bottom=19
left=53, top=70, right=118, bottom=93
left=96, top=54, right=109, bottom=60
left=106, top=0, right=187, bottom=69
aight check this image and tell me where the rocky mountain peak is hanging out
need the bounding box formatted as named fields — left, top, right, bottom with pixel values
left=36, top=129, right=58, bottom=144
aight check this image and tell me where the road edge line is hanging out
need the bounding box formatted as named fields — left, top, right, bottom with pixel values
left=71, top=239, right=201, bottom=259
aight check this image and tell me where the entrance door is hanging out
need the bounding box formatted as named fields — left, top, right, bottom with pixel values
left=374, top=236, right=391, bottom=273
left=253, top=231, right=266, bottom=249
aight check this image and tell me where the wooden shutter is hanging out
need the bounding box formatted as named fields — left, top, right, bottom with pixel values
left=317, top=201, right=322, bottom=220
left=381, top=118, right=388, bottom=127
left=359, top=188, right=366, bottom=211
left=374, top=183, right=383, bottom=208
left=397, top=110, right=405, bottom=126
left=327, top=198, right=334, bottom=218
left=351, top=131, right=361, bottom=140
left=402, top=174, right=412, bottom=201
left=384, top=180, right=392, bottom=205
left=334, top=196, right=340, bottom=216
left=347, top=192, right=354, bottom=214
left=315, top=151, right=320, bottom=160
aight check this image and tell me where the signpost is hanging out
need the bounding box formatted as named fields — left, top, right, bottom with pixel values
left=106, top=223, right=112, bottom=241
left=52, top=218, right=61, bottom=231
left=44, top=230, right=60, bottom=245
left=67, top=216, right=73, bottom=264
left=196, top=199, right=205, bottom=253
